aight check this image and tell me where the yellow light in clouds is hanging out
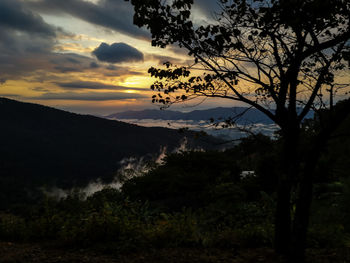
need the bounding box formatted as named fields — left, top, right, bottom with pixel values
left=122, top=76, right=153, bottom=88
left=124, top=90, right=138, bottom=93
left=0, top=80, right=45, bottom=97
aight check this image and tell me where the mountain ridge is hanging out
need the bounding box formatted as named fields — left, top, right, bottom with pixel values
left=106, top=107, right=314, bottom=125
left=106, top=107, right=275, bottom=124
left=0, top=97, right=220, bottom=207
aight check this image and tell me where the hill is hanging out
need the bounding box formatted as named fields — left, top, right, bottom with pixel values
left=106, top=107, right=314, bottom=125
left=106, top=107, right=275, bottom=124
left=0, top=98, right=214, bottom=207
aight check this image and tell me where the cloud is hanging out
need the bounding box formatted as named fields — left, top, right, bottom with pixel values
left=0, top=0, right=56, bottom=37
left=0, top=26, right=54, bottom=58
left=0, top=0, right=144, bottom=83
left=0, top=33, right=140, bottom=81
left=0, top=1, right=92, bottom=81
left=0, top=0, right=60, bottom=58
left=53, top=66, right=81, bottom=73
left=106, top=64, right=117, bottom=70
left=193, top=0, right=221, bottom=17
left=30, top=87, right=51, bottom=92
left=90, top=62, right=100, bottom=68
left=26, top=0, right=150, bottom=40
left=92, top=42, right=144, bottom=64
left=0, top=44, right=93, bottom=76
left=33, top=91, right=148, bottom=101
left=56, top=81, right=146, bottom=91
left=0, top=94, right=21, bottom=98
left=147, top=54, right=187, bottom=65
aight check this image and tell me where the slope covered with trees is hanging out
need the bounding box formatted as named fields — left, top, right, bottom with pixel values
left=0, top=97, right=214, bottom=208
left=1, top=110, right=350, bottom=261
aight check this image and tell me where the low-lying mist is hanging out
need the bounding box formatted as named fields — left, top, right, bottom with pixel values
left=115, top=118, right=279, bottom=140
left=43, top=138, right=196, bottom=200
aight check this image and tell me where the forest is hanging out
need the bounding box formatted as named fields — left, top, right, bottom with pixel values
left=0, top=100, right=350, bottom=262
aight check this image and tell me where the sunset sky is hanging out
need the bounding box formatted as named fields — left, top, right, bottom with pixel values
left=2, top=0, right=349, bottom=116
left=0, top=0, right=229, bottom=115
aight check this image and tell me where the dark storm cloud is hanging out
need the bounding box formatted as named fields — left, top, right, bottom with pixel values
left=92, top=42, right=144, bottom=64
left=0, top=0, right=56, bottom=37
left=33, top=91, right=148, bottom=101
left=56, top=81, right=146, bottom=91
left=26, top=0, right=150, bottom=40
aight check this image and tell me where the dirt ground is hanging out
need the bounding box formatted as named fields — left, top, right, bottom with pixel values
left=0, top=242, right=349, bottom=263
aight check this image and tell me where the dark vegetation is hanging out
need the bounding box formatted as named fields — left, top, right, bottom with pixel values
left=126, top=0, right=350, bottom=260
left=0, top=101, right=350, bottom=262
left=0, top=0, right=349, bottom=260
left=0, top=97, right=219, bottom=210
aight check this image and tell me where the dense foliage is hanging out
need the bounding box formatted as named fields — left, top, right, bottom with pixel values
left=1, top=117, right=350, bottom=256
left=0, top=97, right=220, bottom=209
left=127, top=0, right=350, bottom=259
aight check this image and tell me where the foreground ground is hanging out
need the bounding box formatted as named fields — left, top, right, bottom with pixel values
left=0, top=242, right=349, bottom=263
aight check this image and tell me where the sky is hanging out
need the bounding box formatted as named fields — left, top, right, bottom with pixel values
left=1, top=0, right=348, bottom=116
left=0, top=0, right=229, bottom=115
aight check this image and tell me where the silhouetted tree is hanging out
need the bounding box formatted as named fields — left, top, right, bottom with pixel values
left=127, top=0, right=350, bottom=260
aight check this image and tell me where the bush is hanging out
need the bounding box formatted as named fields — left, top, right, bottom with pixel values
left=308, top=224, right=348, bottom=248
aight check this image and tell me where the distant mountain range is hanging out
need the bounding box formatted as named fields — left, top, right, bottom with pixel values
left=106, top=107, right=275, bottom=124
left=0, top=98, right=219, bottom=207
left=106, top=107, right=314, bottom=125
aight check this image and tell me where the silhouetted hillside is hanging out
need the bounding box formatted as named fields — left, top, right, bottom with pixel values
left=0, top=98, right=214, bottom=206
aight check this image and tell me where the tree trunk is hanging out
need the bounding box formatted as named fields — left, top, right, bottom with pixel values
left=290, top=139, right=326, bottom=261
left=275, top=125, right=299, bottom=255
left=290, top=174, right=313, bottom=262
left=291, top=175, right=313, bottom=261
left=275, top=178, right=292, bottom=254
left=289, top=101, right=350, bottom=261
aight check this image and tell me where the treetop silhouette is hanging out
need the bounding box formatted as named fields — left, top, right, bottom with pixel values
left=127, top=0, right=350, bottom=261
